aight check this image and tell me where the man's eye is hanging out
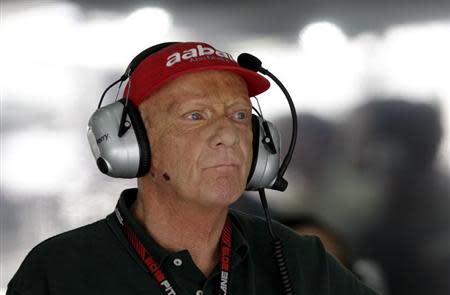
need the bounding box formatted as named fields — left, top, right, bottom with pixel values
left=234, top=111, right=248, bottom=120
left=187, top=112, right=202, bottom=121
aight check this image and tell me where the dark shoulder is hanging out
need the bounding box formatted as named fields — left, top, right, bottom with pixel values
left=7, top=218, right=112, bottom=294
left=28, top=218, right=109, bottom=256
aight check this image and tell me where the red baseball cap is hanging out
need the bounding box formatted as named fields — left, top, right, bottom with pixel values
left=124, top=42, right=271, bottom=106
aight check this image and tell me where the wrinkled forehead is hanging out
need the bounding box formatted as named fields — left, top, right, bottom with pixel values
left=139, top=70, right=251, bottom=113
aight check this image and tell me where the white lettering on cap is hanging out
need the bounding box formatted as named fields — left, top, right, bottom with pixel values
left=166, top=44, right=234, bottom=67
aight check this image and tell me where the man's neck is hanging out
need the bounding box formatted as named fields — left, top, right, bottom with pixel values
left=131, top=182, right=229, bottom=276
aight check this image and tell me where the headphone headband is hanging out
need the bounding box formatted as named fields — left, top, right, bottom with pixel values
left=125, top=42, right=179, bottom=77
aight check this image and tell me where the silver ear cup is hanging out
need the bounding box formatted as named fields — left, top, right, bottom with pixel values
left=246, top=116, right=281, bottom=190
left=87, top=101, right=141, bottom=178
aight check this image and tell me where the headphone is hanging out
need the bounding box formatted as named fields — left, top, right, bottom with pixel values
left=87, top=42, right=282, bottom=191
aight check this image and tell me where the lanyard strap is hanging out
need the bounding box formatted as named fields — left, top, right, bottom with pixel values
left=115, top=207, right=233, bottom=295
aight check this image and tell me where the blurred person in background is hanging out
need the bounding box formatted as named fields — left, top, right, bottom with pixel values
left=344, top=98, right=450, bottom=295
left=237, top=101, right=450, bottom=294
left=6, top=42, right=378, bottom=295
left=281, top=215, right=355, bottom=270
left=233, top=112, right=389, bottom=291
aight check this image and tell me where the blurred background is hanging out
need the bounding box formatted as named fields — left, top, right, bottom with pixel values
left=1, top=0, right=449, bottom=294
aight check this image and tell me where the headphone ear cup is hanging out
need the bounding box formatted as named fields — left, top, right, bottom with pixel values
left=246, top=114, right=281, bottom=190
left=123, top=100, right=151, bottom=177
left=88, top=42, right=179, bottom=179
left=87, top=100, right=151, bottom=178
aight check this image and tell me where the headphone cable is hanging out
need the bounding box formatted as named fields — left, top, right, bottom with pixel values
left=97, top=77, right=124, bottom=109
left=259, top=189, right=295, bottom=295
left=261, top=70, right=297, bottom=179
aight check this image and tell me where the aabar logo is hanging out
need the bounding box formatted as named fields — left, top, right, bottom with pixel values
left=166, top=44, right=234, bottom=67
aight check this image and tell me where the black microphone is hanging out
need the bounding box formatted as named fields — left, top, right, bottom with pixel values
left=237, top=53, right=265, bottom=73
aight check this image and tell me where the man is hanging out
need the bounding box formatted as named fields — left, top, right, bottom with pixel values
left=7, top=42, right=377, bottom=294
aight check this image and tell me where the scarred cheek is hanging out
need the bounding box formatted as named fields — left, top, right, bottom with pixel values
left=150, top=133, right=180, bottom=170
left=150, top=122, right=184, bottom=150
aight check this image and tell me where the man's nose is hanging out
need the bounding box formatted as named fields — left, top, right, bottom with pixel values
left=208, top=116, right=239, bottom=148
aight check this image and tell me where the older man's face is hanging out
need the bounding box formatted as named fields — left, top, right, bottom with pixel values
left=139, top=70, right=253, bottom=208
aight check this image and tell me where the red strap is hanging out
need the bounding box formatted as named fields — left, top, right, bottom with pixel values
left=117, top=208, right=232, bottom=295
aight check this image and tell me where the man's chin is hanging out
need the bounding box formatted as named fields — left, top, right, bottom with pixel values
left=201, top=180, right=244, bottom=208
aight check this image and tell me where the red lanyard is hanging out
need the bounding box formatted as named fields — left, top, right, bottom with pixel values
left=115, top=207, right=233, bottom=295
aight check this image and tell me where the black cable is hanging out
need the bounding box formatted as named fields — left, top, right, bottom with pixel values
left=259, top=189, right=295, bottom=295
left=97, top=76, right=125, bottom=109
left=252, top=106, right=263, bottom=117
left=271, top=239, right=295, bottom=295
left=259, top=189, right=275, bottom=238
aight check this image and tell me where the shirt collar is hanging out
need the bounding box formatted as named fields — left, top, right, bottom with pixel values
left=115, top=188, right=171, bottom=265
left=228, top=210, right=250, bottom=265
left=107, top=188, right=249, bottom=269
